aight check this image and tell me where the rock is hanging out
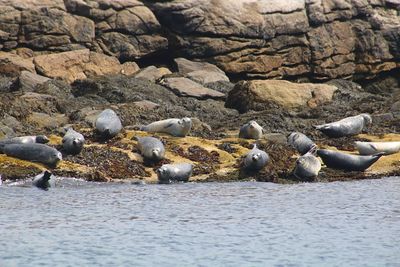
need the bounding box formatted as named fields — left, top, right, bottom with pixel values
left=134, top=66, right=171, bottom=82
left=18, top=71, right=50, bottom=91
left=160, top=77, right=226, bottom=100
left=0, top=123, right=15, bottom=139
left=120, top=62, right=140, bottom=76
left=132, top=100, right=160, bottom=110
left=26, top=112, right=68, bottom=130
left=186, top=70, right=229, bottom=84
left=0, top=53, right=35, bottom=77
left=226, top=80, right=337, bottom=113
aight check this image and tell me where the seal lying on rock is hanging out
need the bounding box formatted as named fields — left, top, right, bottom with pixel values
left=293, top=146, right=321, bottom=180
left=0, top=135, right=49, bottom=152
left=141, top=118, right=192, bottom=137
left=243, top=144, right=269, bottom=172
left=156, top=163, right=193, bottom=183
left=239, top=121, right=263, bottom=139
left=62, top=128, right=85, bottom=155
left=315, top=113, right=372, bottom=138
left=32, top=170, right=55, bottom=190
left=287, top=132, right=316, bottom=155
left=95, top=109, right=122, bottom=139
left=355, top=141, right=400, bottom=155
left=136, top=136, right=165, bottom=162
left=3, top=143, right=62, bottom=168
left=317, top=149, right=383, bottom=172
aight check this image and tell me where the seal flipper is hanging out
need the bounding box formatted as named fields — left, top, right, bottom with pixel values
left=369, top=144, right=378, bottom=153
left=163, top=123, right=175, bottom=129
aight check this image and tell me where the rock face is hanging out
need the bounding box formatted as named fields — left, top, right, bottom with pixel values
left=226, top=80, right=338, bottom=113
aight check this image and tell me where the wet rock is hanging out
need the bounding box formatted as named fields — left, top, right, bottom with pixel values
left=18, top=71, right=50, bottom=91
left=134, top=66, right=171, bottom=82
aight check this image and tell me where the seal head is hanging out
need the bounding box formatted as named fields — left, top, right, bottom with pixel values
left=136, top=136, right=165, bottom=162
left=62, top=128, right=85, bottom=155
left=32, top=170, right=53, bottom=191
left=239, top=121, right=263, bottom=139
left=95, top=109, right=123, bottom=139
left=287, top=132, right=316, bottom=155
left=156, top=163, right=193, bottom=184
left=293, top=146, right=321, bottom=180
left=243, top=144, right=269, bottom=172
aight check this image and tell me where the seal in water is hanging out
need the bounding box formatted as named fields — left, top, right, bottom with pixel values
left=156, top=163, right=193, bottom=183
left=287, top=132, right=316, bottom=155
left=136, top=136, right=165, bottom=162
left=239, top=121, right=263, bottom=139
left=95, top=109, right=122, bottom=139
left=32, top=170, right=54, bottom=190
left=315, top=113, right=372, bottom=138
left=141, top=118, right=192, bottom=137
left=355, top=141, right=400, bottom=155
left=293, top=146, right=321, bottom=180
left=62, top=128, right=85, bottom=155
left=3, top=143, right=62, bottom=167
left=0, top=135, right=49, bottom=153
left=243, top=144, right=269, bottom=172
left=317, top=149, right=384, bottom=171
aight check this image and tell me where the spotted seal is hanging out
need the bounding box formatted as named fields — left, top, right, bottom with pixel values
left=287, top=132, right=316, bottom=155
left=62, top=128, right=85, bottom=155
left=355, top=141, right=400, bottom=155
left=95, top=109, right=122, bottom=139
left=136, top=136, right=165, bottom=162
left=0, top=135, right=49, bottom=153
left=243, top=144, right=269, bottom=172
left=293, top=146, right=321, bottom=180
left=315, top=114, right=372, bottom=138
left=317, top=149, right=383, bottom=171
left=156, top=163, right=193, bottom=184
left=141, top=118, right=192, bottom=137
left=3, top=143, right=62, bottom=168
left=32, top=170, right=55, bottom=190
left=239, top=121, right=263, bottom=139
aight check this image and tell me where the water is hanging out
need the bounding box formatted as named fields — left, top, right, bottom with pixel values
left=1, top=177, right=400, bottom=267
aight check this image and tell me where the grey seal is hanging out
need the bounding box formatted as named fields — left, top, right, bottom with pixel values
left=317, top=149, right=383, bottom=171
left=0, top=135, right=49, bottom=153
left=315, top=113, right=372, bottom=138
left=95, top=109, right=122, bottom=139
left=62, top=128, right=85, bottom=155
left=355, top=141, right=400, bottom=155
left=3, top=143, right=62, bottom=168
left=243, top=144, right=269, bottom=172
left=156, top=163, right=193, bottom=184
left=141, top=118, right=192, bottom=137
left=293, top=146, right=321, bottom=180
left=239, top=121, right=263, bottom=139
left=287, top=132, right=316, bottom=155
left=32, top=170, right=55, bottom=190
left=136, top=136, right=165, bottom=162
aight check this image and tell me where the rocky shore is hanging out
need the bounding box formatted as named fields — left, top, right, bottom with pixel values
left=0, top=0, right=400, bottom=184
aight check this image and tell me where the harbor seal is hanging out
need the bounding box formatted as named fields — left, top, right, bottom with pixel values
left=156, top=163, right=193, bottom=184
left=239, top=121, right=263, bottom=139
left=287, top=132, right=316, bottom=155
left=315, top=113, right=372, bottom=138
left=3, top=143, right=62, bottom=168
left=136, top=136, right=165, bottom=162
left=243, top=144, right=269, bottom=172
left=0, top=135, right=49, bottom=153
left=32, top=170, right=54, bottom=190
left=355, top=141, right=400, bottom=155
left=62, top=128, right=85, bottom=155
left=317, top=149, right=384, bottom=171
left=95, top=109, right=122, bottom=139
left=293, top=146, right=321, bottom=180
left=141, top=117, right=192, bottom=137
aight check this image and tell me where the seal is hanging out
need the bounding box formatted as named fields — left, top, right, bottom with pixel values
left=243, top=144, right=269, bottom=172
left=3, top=143, right=62, bottom=168
left=239, top=121, right=263, bottom=139
left=293, top=146, right=321, bottom=180
left=95, top=109, right=122, bottom=139
left=355, top=141, right=400, bottom=155
left=32, top=170, right=54, bottom=190
left=141, top=117, right=192, bottom=137
left=136, top=136, right=165, bottom=162
left=0, top=135, right=49, bottom=153
left=317, top=149, right=384, bottom=171
left=315, top=113, right=372, bottom=138
left=62, top=128, right=85, bottom=155
left=156, top=163, right=193, bottom=184
left=287, top=132, right=316, bottom=155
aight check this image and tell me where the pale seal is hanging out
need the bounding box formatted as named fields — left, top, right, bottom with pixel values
left=293, top=146, right=321, bottom=180
left=3, top=143, right=62, bottom=168
left=243, top=144, right=269, bottom=172
left=239, top=121, right=263, bottom=139
left=141, top=117, right=192, bottom=137
left=32, top=170, right=55, bottom=191
left=355, top=141, right=400, bottom=155
left=287, top=132, right=316, bottom=155
left=0, top=135, right=49, bottom=153
left=136, top=136, right=165, bottom=162
left=95, top=109, right=122, bottom=139
left=62, top=128, right=85, bottom=155
left=156, top=163, right=193, bottom=184
left=315, top=113, right=372, bottom=138
left=317, top=149, right=383, bottom=171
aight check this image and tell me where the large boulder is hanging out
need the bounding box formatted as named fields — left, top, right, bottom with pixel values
left=0, top=52, right=35, bottom=76
left=226, top=80, right=337, bottom=113
left=174, top=58, right=230, bottom=84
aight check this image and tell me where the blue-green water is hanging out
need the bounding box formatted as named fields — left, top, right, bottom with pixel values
left=1, top=177, right=399, bottom=267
